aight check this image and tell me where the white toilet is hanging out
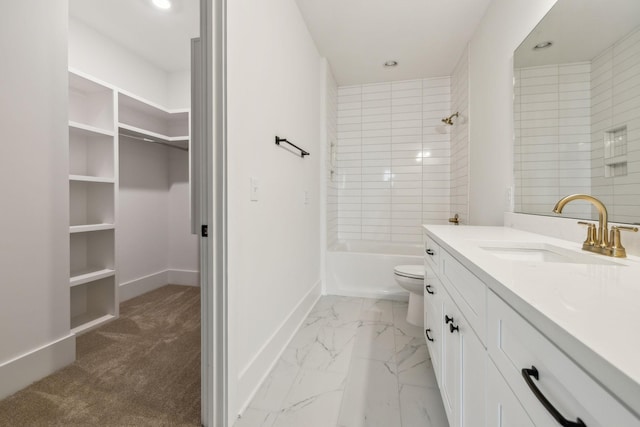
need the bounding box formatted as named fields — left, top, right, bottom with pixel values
left=393, top=265, right=424, bottom=326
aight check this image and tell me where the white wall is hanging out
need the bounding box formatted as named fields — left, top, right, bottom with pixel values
left=69, top=18, right=170, bottom=107
left=450, top=46, right=471, bottom=224
left=227, top=0, right=322, bottom=417
left=168, top=149, right=199, bottom=274
left=117, top=140, right=170, bottom=285
left=168, top=70, right=192, bottom=110
left=467, top=0, right=558, bottom=225
left=0, top=0, right=75, bottom=399
left=334, top=77, right=451, bottom=243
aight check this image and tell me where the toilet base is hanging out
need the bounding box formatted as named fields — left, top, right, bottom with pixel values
left=406, top=292, right=424, bottom=327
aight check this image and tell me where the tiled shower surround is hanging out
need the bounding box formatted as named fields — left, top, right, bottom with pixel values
left=332, top=78, right=452, bottom=243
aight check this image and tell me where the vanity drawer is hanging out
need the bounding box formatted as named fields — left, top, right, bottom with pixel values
left=424, top=234, right=441, bottom=273
left=440, top=249, right=486, bottom=344
left=488, top=291, right=639, bottom=427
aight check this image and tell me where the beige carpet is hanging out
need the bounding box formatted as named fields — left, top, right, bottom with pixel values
left=0, top=285, right=201, bottom=427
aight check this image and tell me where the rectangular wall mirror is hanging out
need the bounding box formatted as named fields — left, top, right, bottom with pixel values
left=513, top=0, right=640, bottom=225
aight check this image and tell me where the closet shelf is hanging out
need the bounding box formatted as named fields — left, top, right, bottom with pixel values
left=70, top=268, right=116, bottom=288
left=71, top=313, right=116, bottom=335
left=69, top=224, right=115, bottom=234
left=69, top=121, right=115, bottom=137
left=69, top=175, right=115, bottom=184
left=118, top=123, right=188, bottom=147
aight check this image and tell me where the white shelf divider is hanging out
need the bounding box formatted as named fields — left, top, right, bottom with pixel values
left=69, top=223, right=115, bottom=234
left=69, top=175, right=115, bottom=184
left=118, top=122, right=189, bottom=143
left=70, top=268, right=116, bottom=288
left=69, top=120, right=115, bottom=137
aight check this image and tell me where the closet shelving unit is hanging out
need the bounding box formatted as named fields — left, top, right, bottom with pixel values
left=68, top=71, right=118, bottom=334
left=118, top=93, right=189, bottom=151
left=67, top=70, right=190, bottom=335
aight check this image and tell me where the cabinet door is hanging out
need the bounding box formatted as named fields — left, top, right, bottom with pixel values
left=460, top=314, right=485, bottom=427
left=486, top=359, right=535, bottom=427
left=441, top=287, right=486, bottom=427
left=441, top=292, right=461, bottom=427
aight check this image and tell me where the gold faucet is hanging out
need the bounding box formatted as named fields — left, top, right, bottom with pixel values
left=552, top=194, right=637, bottom=258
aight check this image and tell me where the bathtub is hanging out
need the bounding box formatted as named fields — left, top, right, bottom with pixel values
left=326, top=240, right=423, bottom=300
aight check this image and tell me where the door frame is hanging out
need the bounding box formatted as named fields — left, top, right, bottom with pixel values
left=200, top=0, right=227, bottom=426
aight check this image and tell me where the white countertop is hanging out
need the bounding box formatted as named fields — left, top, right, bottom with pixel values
left=423, top=225, right=640, bottom=417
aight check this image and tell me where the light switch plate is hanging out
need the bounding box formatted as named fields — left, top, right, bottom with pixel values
left=250, top=177, right=259, bottom=201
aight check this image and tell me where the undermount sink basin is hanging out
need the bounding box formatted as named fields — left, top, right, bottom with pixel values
left=478, top=242, right=620, bottom=265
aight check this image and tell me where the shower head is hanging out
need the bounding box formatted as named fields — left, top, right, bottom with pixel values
left=441, top=112, right=459, bottom=126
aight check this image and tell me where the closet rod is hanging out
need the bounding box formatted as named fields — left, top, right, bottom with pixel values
left=119, top=133, right=188, bottom=152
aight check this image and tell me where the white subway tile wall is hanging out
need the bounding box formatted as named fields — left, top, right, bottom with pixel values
left=591, top=27, right=640, bottom=225
left=514, top=62, right=592, bottom=218
left=326, top=68, right=339, bottom=247
left=450, top=46, right=470, bottom=224
left=333, top=78, right=451, bottom=243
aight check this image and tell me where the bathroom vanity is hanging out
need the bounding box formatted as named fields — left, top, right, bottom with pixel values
left=422, top=225, right=640, bottom=427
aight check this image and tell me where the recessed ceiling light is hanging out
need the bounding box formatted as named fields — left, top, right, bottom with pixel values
left=384, top=60, right=398, bottom=67
left=152, top=0, right=172, bottom=10
left=533, top=41, right=553, bottom=50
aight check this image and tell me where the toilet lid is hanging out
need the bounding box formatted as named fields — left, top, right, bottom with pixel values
left=394, top=265, right=424, bottom=279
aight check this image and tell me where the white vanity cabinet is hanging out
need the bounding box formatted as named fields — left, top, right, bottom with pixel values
left=423, top=226, right=640, bottom=427
left=486, top=357, right=536, bottom=427
left=424, top=236, right=486, bottom=427
left=488, top=291, right=639, bottom=427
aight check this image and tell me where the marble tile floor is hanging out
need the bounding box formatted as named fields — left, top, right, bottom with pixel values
left=234, top=296, right=449, bottom=427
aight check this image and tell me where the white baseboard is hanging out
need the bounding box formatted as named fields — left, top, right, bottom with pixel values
left=168, top=269, right=200, bottom=286
left=236, top=280, right=322, bottom=415
left=327, top=287, right=409, bottom=302
left=119, top=271, right=169, bottom=302
left=120, top=269, right=201, bottom=302
left=0, top=334, right=75, bottom=400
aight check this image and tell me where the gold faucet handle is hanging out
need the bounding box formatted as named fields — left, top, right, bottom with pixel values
left=448, top=214, right=459, bottom=225
left=609, top=226, right=638, bottom=258
left=577, top=221, right=597, bottom=247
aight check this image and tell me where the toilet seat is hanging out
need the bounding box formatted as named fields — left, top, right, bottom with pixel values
left=393, top=265, right=424, bottom=280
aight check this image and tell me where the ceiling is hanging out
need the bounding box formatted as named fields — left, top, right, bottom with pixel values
left=69, top=0, right=199, bottom=73
left=515, top=0, right=640, bottom=68
left=70, top=0, right=493, bottom=82
left=295, top=0, right=493, bottom=85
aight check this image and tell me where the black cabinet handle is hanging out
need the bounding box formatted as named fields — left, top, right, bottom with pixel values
left=425, top=285, right=434, bottom=295
left=521, top=366, right=586, bottom=427
left=445, top=315, right=453, bottom=324
left=449, top=323, right=459, bottom=333
left=425, top=329, right=434, bottom=342
left=426, top=249, right=435, bottom=256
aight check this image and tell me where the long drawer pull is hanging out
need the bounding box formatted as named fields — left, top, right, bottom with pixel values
left=425, top=284, right=434, bottom=294
left=425, top=329, right=434, bottom=342
left=426, top=249, right=435, bottom=256
left=521, top=366, right=586, bottom=427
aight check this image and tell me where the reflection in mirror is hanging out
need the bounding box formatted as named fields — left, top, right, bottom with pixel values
left=513, top=0, right=640, bottom=225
